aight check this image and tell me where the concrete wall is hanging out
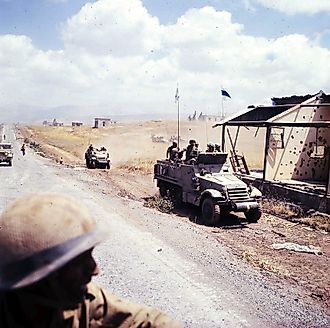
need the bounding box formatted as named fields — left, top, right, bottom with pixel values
left=266, top=99, right=330, bottom=182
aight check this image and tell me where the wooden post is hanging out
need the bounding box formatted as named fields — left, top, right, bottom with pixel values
left=221, top=124, right=226, bottom=152
left=263, top=126, right=271, bottom=182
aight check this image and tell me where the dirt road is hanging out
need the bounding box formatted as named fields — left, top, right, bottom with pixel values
left=1, top=125, right=329, bottom=327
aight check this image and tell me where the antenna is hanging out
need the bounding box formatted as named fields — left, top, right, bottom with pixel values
left=175, top=83, right=180, bottom=149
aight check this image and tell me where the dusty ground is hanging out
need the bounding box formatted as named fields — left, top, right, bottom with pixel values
left=17, top=122, right=330, bottom=309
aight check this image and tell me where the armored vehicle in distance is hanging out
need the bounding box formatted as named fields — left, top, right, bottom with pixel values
left=0, top=143, right=13, bottom=166
left=151, top=134, right=167, bottom=143
left=85, top=146, right=111, bottom=169
left=154, top=152, right=262, bottom=225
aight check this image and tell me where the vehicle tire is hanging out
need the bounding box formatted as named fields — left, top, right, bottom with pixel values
left=106, top=162, right=111, bottom=169
left=86, top=159, right=90, bottom=168
left=244, top=207, right=262, bottom=223
left=220, top=208, right=231, bottom=218
left=90, top=160, right=96, bottom=169
left=201, top=197, right=221, bottom=226
left=8, top=161, right=12, bottom=167
left=170, top=187, right=182, bottom=207
left=159, top=184, right=168, bottom=197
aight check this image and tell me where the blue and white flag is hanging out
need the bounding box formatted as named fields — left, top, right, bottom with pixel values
left=175, top=87, right=180, bottom=103
left=221, top=88, right=231, bottom=98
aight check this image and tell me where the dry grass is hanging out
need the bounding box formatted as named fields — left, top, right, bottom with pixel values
left=117, top=158, right=154, bottom=175
left=262, top=198, right=302, bottom=218
left=144, top=195, right=174, bottom=213
left=20, top=120, right=265, bottom=167
left=262, top=198, right=330, bottom=232
left=301, top=214, right=330, bottom=232
left=242, top=249, right=288, bottom=275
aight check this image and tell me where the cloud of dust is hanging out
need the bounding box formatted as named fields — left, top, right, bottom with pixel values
left=95, top=120, right=265, bottom=168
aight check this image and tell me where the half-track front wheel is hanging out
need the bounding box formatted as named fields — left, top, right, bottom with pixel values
left=201, top=197, right=220, bottom=226
left=244, top=207, right=262, bottom=223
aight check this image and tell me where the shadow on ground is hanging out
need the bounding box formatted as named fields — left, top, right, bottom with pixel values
left=172, top=203, right=251, bottom=229
left=143, top=195, right=255, bottom=229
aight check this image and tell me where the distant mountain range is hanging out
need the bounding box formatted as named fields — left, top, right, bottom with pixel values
left=0, top=105, right=177, bottom=124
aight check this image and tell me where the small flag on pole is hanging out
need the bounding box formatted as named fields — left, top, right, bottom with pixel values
left=175, top=87, right=180, bottom=103
left=221, top=88, right=231, bottom=98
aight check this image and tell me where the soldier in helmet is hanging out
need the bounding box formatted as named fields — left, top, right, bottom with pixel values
left=214, top=143, right=221, bottom=152
left=185, top=139, right=196, bottom=162
left=87, top=144, right=94, bottom=153
left=166, top=140, right=178, bottom=160
left=206, top=142, right=215, bottom=153
left=0, top=193, right=182, bottom=328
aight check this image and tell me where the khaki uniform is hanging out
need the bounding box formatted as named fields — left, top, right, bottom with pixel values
left=0, top=283, right=182, bottom=328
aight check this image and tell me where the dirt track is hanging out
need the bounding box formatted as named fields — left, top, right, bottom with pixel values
left=16, top=123, right=330, bottom=316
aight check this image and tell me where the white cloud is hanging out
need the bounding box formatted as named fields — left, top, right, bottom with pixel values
left=252, top=0, right=330, bottom=15
left=62, top=0, right=161, bottom=57
left=0, top=0, right=330, bottom=121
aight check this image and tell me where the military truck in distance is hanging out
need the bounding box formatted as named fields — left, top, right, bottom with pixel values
left=85, top=146, right=111, bottom=169
left=154, top=152, right=262, bottom=225
left=0, top=143, right=13, bottom=166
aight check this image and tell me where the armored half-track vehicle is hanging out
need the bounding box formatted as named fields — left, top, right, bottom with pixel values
left=0, top=143, right=13, bottom=166
left=85, top=146, right=111, bottom=169
left=151, top=134, right=167, bottom=143
left=154, top=152, right=262, bottom=225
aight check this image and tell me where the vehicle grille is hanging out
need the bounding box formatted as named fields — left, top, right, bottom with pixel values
left=227, top=187, right=250, bottom=201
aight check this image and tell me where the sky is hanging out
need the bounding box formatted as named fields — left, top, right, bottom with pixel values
left=0, top=0, right=329, bottom=122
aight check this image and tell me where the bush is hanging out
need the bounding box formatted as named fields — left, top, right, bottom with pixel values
left=144, top=196, right=174, bottom=213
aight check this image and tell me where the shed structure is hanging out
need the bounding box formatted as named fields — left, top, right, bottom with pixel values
left=72, top=121, right=83, bottom=127
left=94, top=118, right=113, bottom=128
left=214, top=91, right=330, bottom=212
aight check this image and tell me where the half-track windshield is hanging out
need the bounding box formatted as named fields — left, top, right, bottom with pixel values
left=0, top=143, right=12, bottom=150
left=196, top=153, right=228, bottom=165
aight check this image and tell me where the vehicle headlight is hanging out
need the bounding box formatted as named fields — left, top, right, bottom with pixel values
left=220, top=189, right=227, bottom=198
left=249, top=186, right=262, bottom=199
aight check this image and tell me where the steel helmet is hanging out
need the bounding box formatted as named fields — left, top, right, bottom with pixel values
left=0, top=193, right=108, bottom=290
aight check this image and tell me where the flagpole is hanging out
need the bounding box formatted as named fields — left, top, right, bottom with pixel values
left=221, top=95, right=224, bottom=120
left=175, top=84, right=180, bottom=149
left=177, top=93, right=180, bottom=149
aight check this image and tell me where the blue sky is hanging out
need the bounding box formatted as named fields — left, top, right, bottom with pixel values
left=0, top=0, right=329, bottom=121
left=1, top=0, right=329, bottom=49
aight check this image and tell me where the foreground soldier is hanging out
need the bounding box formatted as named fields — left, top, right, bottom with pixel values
left=0, top=193, right=182, bottom=328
